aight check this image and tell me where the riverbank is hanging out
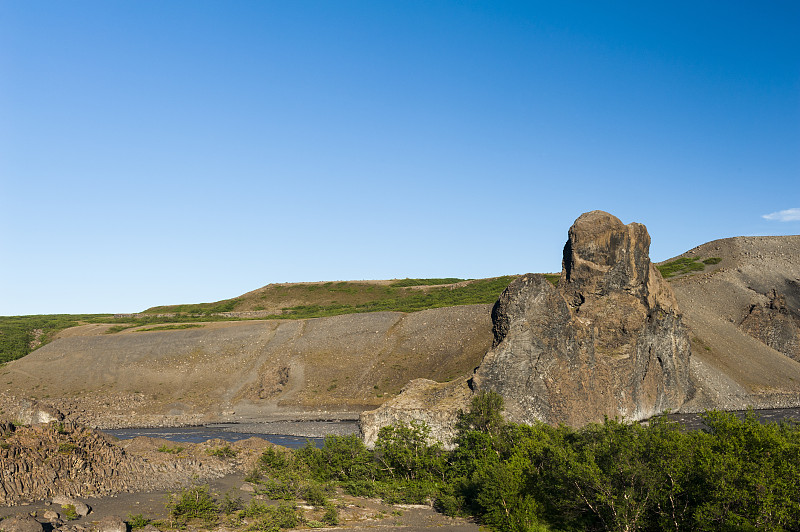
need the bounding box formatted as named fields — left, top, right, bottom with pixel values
left=0, top=470, right=479, bottom=531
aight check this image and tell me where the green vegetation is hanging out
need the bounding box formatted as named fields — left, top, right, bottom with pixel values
left=157, top=444, right=184, bottom=454
left=206, top=444, right=237, bottom=458
left=657, top=257, right=722, bottom=278
left=231, top=392, right=800, bottom=531
left=61, top=504, right=79, bottom=520
left=0, top=314, right=112, bottom=363
left=126, top=514, right=150, bottom=529
left=57, top=442, right=78, bottom=454
left=136, top=323, right=203, bottom=332
left=543, top=273, right=560, bottom=287
left=390, top=278, right=465, bottom=287
left=270, top=276, right=516, bottom=319
left=167, top=484, right=219, bottom=523
left=144, top=299, right=242, bottom=315
left=2, top=276, right=518, bottom=361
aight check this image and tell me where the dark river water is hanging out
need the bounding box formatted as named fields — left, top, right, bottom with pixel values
left=101, top=408, right=800, bottom=448
left=102, top=421, right=360, bottom=449
left=658, top=406, right=800, bottom=430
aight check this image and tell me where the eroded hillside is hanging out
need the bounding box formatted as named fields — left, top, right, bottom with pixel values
left=666, top=235, right=800, bottom=411
left=1, top=305, right=493, bottom=428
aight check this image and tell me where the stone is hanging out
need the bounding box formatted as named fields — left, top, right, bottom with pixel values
left=43, top=511, right=59, bottom=521
left=52, top=496, right=91, bottom=518
left=360, top=377, right=472, bottom=448
left=97, top=516, right=126, bottom=532
left=0, top=516, right=44, bottom=532
left=739, top=289, right=800, bottom=363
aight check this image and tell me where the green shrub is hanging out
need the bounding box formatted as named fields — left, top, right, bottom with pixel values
left=61, top=504, right=79, bottom=520
left=167, top=484, right=218, bottom=522
left=219, top=490, right=243, bottom=514
left=57, top=442, right=78, bottom=454
left=295, top=434, right=375, bottom=482
left=126, top=514, right=150, bottom=529
left=374, top=420, right=447, bottom=481
left=157, top=444, right=184, bottom=454
left=321, top=504, right=339, bottom=526
left=207, top=444, right=237, bottom=458
left=245, top=503, right=300, bottom=531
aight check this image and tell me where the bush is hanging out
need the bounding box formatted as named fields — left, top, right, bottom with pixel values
left=295, top=434, right=375, bottom=482
left=245, top=503, right=300, bottom=531
left=207, top=444, right=237, bottom=458
left=167, top=484, right=218, bottom=522
left=374, top=420, right=446, bottom=481
left=61, top=504, right=78, bottom=520
left=126, top=514, right=150, bottom=529
left=157, top=444, right=184, bottom=454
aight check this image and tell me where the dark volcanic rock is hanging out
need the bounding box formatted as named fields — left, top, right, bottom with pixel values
left=740, top=289, right=800, bottom=363
left=472, top=211, right=690, bottom=425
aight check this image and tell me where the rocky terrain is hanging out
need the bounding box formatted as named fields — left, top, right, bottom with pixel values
left=1, top=306, right=492, bottom=429
left=1, top=211, right=799, bottom=443
left=359, top=212, right=800, bottom=443
left=0, top=420, right=265, bottom=506
left=667, top=235, right=800, bottom=411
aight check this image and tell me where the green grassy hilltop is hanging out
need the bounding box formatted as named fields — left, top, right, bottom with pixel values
left=0, top=276, right=518, bottom=363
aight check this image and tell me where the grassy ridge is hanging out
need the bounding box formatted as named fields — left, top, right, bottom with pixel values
left=271, top=276, right=516, bottom=319
left=1, top=276, right=518, bottom=361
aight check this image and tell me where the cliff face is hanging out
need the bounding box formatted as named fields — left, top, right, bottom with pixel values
left=471, top=211, right=690, bottom=425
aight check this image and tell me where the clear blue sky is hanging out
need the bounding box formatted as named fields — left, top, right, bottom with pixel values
left=1, top=1, right=798, bottom=316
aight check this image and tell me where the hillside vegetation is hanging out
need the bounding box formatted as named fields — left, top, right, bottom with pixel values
left=0, top=277, right=517, bottom=363
left=142, top=277, right=516, bottom=317
left=0, top=314, right=112, bottom=363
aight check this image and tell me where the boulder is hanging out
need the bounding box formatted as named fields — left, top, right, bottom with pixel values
left=52, top=496, right=90, bottom=518
left=0, top=516, right=44, bottom=532
left=97, top=516, right=127, bottom=532
left=360, top=377, right=472, bottom=448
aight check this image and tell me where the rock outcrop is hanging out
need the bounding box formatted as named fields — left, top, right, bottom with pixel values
left=472, top=210, right=690, bottom=425
left=359, top=377, right=472, bottom=448
left=360, top=211, right=691, bottom=441
left=0, top=421, right=269, bottom=506
left=739, top=289, right=800, bottom=363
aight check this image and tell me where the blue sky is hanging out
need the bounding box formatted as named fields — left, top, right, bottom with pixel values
left=1, top=1, right=798, bottom=315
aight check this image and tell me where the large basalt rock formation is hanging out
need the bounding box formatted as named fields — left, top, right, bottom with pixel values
left=472, top=211, right=690, bottom=425
left=360, top=211, right=691, bottom=442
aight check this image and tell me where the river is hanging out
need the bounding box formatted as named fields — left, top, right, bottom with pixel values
left=101, top=408, right=800, bottom=448
left=102, top=420, right=360, bottom=449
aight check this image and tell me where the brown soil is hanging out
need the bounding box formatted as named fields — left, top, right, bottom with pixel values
left=1, top=305, right=493, bottom=429
left=0, top=471, right=478, bottom=531
left=663, top=235, right=800, bottom=411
